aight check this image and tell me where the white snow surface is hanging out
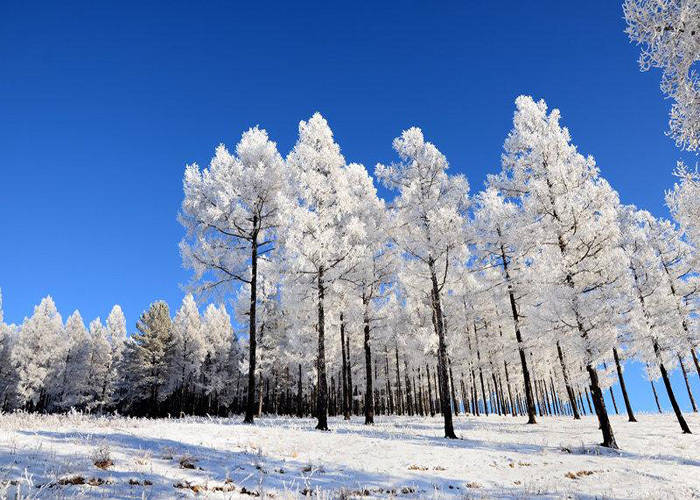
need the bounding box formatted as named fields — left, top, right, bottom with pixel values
left=0, top=412, right=698, bottom=499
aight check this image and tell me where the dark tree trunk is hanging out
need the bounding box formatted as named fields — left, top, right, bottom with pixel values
left=504, top=361, right=516, bottom=417
left=426, top=364, right=435, bottom=416
left=297, top=364, right=303, bottom=418
left=449, top=358, right=459, bottom=416
left=460, top=376, right=468, bottom=416
left=340, top=313, right=350, bottom=420
left=417, top=369, right=425, bottom=416
left=609, top=387, right=619, bottom=415
left=692, top=348, right=700, bottom=382
left=404, top=360, right=413, bottom=416
left=653, top=342, right=691, bottom=433
left=586, top=365, right=618, bottom=449
left=479, top=366, right=488, bottom=416
left=678, top=354, right=697, bottom=412
left=499, top=241, right=537, bottom=424
left=613, top=348, right=637, bottom=422
left=556, top=341, right=580, bottom=419
left=243, top=230, right=259, bottom=424
left=347, top=334, right=353, bottom=416
left=385, top=347, right=394, bottom=415
left=471, top=369, right=479, bottom=416
left=315, top=269, right=329, bottom=431
left=583, top=388, right=592, bottom=414
left=395, top=345, right=403, bottom=415
left=429, top=259, right=457, bottom=439
left=362, top=294, right=374, bottom=424
left=650, top=377, right=662, bottom=414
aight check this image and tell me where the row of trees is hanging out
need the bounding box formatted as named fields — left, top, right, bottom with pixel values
left=177, top=96, right=698, bottom=449
left=1, top=97, right=697, bottom=451
left=0, top=293, right=242, bottom=417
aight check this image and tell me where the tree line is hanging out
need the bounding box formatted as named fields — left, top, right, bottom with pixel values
left=0, top=97, right=697, bottom=451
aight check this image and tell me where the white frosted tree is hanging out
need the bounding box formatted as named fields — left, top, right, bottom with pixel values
left=499, top=96, right=625, bottom=448
left=283, top=113, right=365, bottom=430
left=623, top=0, right=700, bottom=151
left=168, top=294, right=205, bottom=414
left=200, top=303, right=234, bottom=412
left=0, top=291, right=19, bottom=410
left=666, top=162, right=699, bottom=266
left=376, top=127, right=469, bottom=439
left=12, top=296, right=63, bottom=410
left=619, top=207, right=694, bottom=432
left=471, top=187, right=542, bottom=423
left=105, top=305, right=127, bottom=407
left=180, top=126, right=288, bottom=424
left=85, top=317, right=113, bottom=412
left=342, top=162, right=393, bottom=425
left=55, top=310, right=90, bottom=410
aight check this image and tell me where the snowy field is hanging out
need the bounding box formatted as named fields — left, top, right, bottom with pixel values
left=0, top=412, right=698, bottom=499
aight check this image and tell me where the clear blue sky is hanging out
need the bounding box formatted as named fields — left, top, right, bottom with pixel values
left=1, top=0, right=696, bottom=413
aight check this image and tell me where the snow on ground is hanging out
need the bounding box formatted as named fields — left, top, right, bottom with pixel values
left=0, top=412, right=698, bottom=499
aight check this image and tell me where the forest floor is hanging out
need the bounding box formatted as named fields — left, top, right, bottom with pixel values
left=0, top=412, right=698, bottom=499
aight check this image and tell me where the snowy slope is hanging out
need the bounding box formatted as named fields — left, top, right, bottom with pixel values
left=0, top=412, right=698, bottom=499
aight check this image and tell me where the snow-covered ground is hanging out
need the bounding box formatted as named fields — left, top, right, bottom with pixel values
left=0, top=412, right=698, bottom=499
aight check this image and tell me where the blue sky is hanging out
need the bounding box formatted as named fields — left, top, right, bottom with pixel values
left=1, top=0, right=696, bottom=413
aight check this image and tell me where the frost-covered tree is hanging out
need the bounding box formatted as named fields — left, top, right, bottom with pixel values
left=0, top=291, right=19, bottom=410
left=342, top=162, right=393, bottom=425
left=620, top=207, right=694, bottom=433
left=168, top=294, right=205, bottom=414
left=498, top=96, right=625, bottom=448
left=200, top=303, right=234, bottom=412
left=85, top=317, right=113, bottom=412
left=376, top=127, right=469, bottom=439
left=623, top=0, right=700, bottom=151
left=283, top=113, right=365, bottom=431
left=180, top=126, right=287, bottom=424
left=105, top=305, right=127, bottom=407
left=471, top=187, right=541, bottom=423
left=12, top=296, right=63, bottom=410
left=666, top=163, right=699, bottom=265
left=55, top=310, right=90, bottom=410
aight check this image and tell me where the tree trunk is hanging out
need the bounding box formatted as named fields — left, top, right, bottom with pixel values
left=609, top=387, right=619, bottom=415
left=429, top=260, right=457, bottom=439
left=384, top=347, right=394, bottom=415
left=653, top=342, right=691, bottom=433
left=650, top=377, right=662, bottom=414
left=426, top=364, right=435, bottom=416
left=340, top=313, right=350, bottom=420
left=678, top=354, right=697, bottom=412
left=244, top=231, right=259, bottom=424
left=347, top=334, right=353, bottom=415
left=404, top=360, right=413, bottom=416
left=556, top=341, right=580, bottom=419
left=499, top=241, right=537, bottom=424
left=449, top=358, right=459, bottom=416
left=394, top=345, right=403, bottom=415
left=586, top=365, right=618, bottom=449
left=651, top=342, right=691, bottom=433
left=297, top=363, right=303, bottom=417
left=612, top=348, right=637, bottom=422
left=504, top=361, right=516, bottom=417
left=362, top=294, right=374, bottom=424
left=315, top=269, right=329, bottom=431
left=692, top=348, right=700, bottom=382
left=471, top=369, right=479, bottom=416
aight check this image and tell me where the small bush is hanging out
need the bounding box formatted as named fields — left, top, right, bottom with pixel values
left=91, top=445, right=113, bottom=469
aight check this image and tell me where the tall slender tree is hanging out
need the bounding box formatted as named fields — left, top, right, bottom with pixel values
left=180, top=126, right=287, bottom=424
left=377, top=127, right=469, bottom=439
